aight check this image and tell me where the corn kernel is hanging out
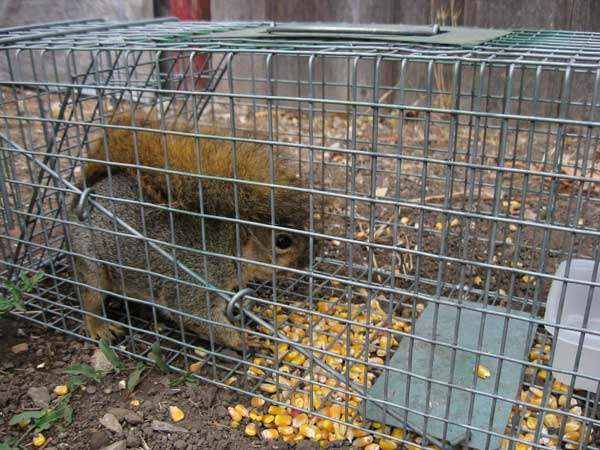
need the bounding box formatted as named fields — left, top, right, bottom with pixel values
left=274, top=414, right=292, bottom=427
left=260, top=383, right=277, bottom=393
left=526, top=416, right=538, bottom=430
left=435, top=222, right=443, bottom=231
left=355, top=436, right=374, bottom=447
left=544, top=414, right=560, bottom=429
left=300, top=424, right=319, bottom=440
left=564, top=431, right=581, bottom=442
left=169, top=406, right=185, bottom=422
left=225, top=376, right=237, bottom=385
left=278, top=425, right=294, bottom=436
left=234, top=404, right=249, bottom=418
left=251, top=397, right=265, bottom=408
left=293, top=413, right=309, bottom=428
left=529, top=387, right=543, bottom=398
left=32, top=434, right=46, bottom=447
left=391, top=428, right=404, bottom=439
left=261, top=429, right=279, bottom=440
left=228, top=407, right=242, bottom=422
left=473, top=364, right=491, bottom=379
left=245, top=423, right=257, bottom=436
left=194, top=348, right=207, bottom=357
left=474, top=276, right=483, bottom=286
left=54, top=385, right=68, bottom=396
left=509, top=224, right=518, bottom=232
left=565, top=420, right=581, bottom=433
left=268, top=405, right=285, bottom=415
left=400, top=217, right=410, bottom=225
left=189, top=361, right=203, bottom=372
left=130, top=399, right=140, bottom=407
left=379, top=438, right=398, bottom=450
left=316, top=419, right=334, bottom=431
left=365, top=443, right=381, bottom=450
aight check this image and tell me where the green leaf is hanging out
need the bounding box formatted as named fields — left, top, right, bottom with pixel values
left=67, top=375, right=86, bottom=390
left=34, top=407, right=65, bottom=432
left=9, top=410, right=47, bottom=426
left=99, top=339, right=123, bottom=372
left=127, top=364, right=146, bottom=392
left=64, top=363, right=101, bottom=382
left=0, top=439, right=18, bottom=450
left=151, top=342, right=170, bottom=375
left=62, top=403, right=73, bottom=425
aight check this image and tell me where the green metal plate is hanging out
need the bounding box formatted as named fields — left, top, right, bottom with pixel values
left=366, top=300, right=534, bottom=450
left=203, top=24, right=511, bottom=47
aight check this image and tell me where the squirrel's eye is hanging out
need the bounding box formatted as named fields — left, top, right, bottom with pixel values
left=275, top=234, right=293, bottom=250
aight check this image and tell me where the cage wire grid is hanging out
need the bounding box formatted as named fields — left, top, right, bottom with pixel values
left=0, top=18, right=600, bottom=450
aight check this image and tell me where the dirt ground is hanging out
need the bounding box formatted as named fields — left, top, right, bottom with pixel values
left=0, top=317, right=349, bottom=450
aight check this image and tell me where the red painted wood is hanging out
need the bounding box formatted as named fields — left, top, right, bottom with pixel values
left=169, top=0, right=211, bottom=90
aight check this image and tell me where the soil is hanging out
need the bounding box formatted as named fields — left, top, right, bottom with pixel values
left=0, top=317, right=351, bottom=450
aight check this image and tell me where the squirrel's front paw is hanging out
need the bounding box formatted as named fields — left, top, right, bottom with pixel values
left=85, top=316, right=123, bottom=341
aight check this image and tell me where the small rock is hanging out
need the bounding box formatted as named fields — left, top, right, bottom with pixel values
left=173, top=439, right=187, bottom=450
left=107, top=408, right=142, bottom=425
left=10, top=343, right=29, bottom=354
left=151, top=420, right=188, bottom=433
left=27, top=386, right=50, bottom=408
left=90, top=347, right=113, bottom=371
left=86, top=385, right=97, bottom=394
left=98, top=441, right=126, bottom=450
left=103, top=388, right=113, bottom=395
left=125, top=433, right=141, bottom=448
left=100, top=413, right=123, bottom=434
left=89, top=430, right=111, bottom=450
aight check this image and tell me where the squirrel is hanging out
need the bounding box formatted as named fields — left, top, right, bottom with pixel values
left=69, top=111, right=312, bottom=349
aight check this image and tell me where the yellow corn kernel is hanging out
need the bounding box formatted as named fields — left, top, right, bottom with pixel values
left=544, top=414, right=560, bottom=429
left=169, top=406, right=185, bottom=422
left=565, top=420, right=581, bottom=433
left=435, top=222, right=443, bottom=231
left=474, top=276, right=483, bottom=286
left=547, top=395, right=558, bottom=409
left=262, top=414, right=275, bottom=425
left=450, top=218, right=459, bottom=227
left=227, top=407, right=242, bottom=422
left=189, top=361, right=203, bottom=373
left=278, top=425, right=294, bottom=436
left=400, top=217, right=410, bottom=225
left=300, top=424, right=320, bottom=440
left=248, top=366, right=264, bottom=376
left=526, top=416, right=538, bottom=430
left=249, top=410, right=263, bottom=421
left=515, top=444, right=531, bottom=450
left=261, top=429, right=279, bottom=440
left=274, top=414, right=292, bottom=427
left=328, top=404, right=342, bottom=420
left=231, top=420, right=240, bottom=429
left=194, top=348, right=207, bottom=357
left=54, top=385, right=68, bottom=396
left=260, top=383, right=277, bottom=393
left=293, top=413, right=309, bottom=428
left=251, top=397, right=265, bottom=408
left=224, top=376, right=237, bottom=385
left=558, top=395, right=577, bottom=407
left=268, top=405, right=286, bottom=415
left=473, top=364, right=491, bottom=379
left=509, top=224, right=518, bottom=232
left=379, top=438, right=398, bottom=450
left=245, top=423, right=257, bottom=436
left=316, top=419, right=334, bottom=432
left=355, top=436, right=374, bottom=447
left=32, top=434, right=46, bottom=447
left=234, top=404, right=249, bottom=418
left=130, top=399, right=140, bottom=407
left=563, top=431, right=581, bottom=442
left=365, top=443, right=381, bottom=450
left=529, top=387, right=543, bottom=398
left=391, top=428, right=404, bottom=439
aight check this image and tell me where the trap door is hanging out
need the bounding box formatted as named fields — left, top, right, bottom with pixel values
left=366, top=300, right=534, bottom=450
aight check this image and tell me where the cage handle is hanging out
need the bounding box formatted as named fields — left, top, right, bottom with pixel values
left=266, top=23, right=441, bottom=37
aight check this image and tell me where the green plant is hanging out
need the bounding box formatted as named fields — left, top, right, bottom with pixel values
left=0, top=271, right=44, bottom=315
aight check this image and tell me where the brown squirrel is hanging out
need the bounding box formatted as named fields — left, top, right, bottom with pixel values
left=69, top=111, right=312, bottom=349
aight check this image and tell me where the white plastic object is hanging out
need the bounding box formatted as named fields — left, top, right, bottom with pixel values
left=545, top=259, right=600, bottom=392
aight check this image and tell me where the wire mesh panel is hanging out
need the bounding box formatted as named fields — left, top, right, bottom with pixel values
left=1, top=19, right=599, bottom=450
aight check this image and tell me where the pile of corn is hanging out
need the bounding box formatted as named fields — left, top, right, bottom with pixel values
left=502, top=336, right=592, bottom=450
left=225, top=297, right=592, bottom=449
left=227, top=294, right=416, bottom=448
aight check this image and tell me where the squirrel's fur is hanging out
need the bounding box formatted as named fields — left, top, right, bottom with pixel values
left=70, top=111, right=312, bottom=349
left=83, top=111, right=308, bottom=227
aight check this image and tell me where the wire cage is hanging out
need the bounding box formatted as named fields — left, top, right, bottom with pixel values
left=1, top=18, right=599, bottom=450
